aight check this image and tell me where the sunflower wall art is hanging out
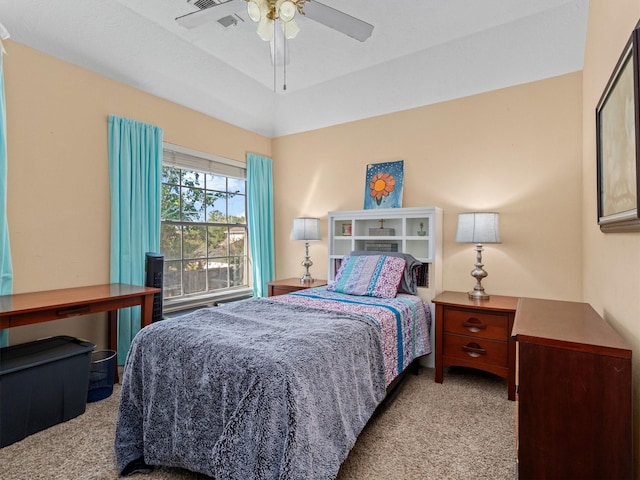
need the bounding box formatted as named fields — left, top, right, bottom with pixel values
left=364, top=160, right=404, bottom=209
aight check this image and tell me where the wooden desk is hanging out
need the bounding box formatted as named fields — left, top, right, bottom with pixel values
left=0, top=283, right=161, bottom=380
left=512, top=297, right=632, bottom=479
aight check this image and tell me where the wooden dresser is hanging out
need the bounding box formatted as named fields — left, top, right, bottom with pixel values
left=512, top=297, right=632, bottom=479
left=433, top=291, right=518, bottom=400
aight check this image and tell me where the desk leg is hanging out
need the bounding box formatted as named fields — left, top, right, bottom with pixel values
left=107, top=295, right=154, bottom=385
left=140, top=293, right=154, bottom=328
left=108, top=310, right=119, bottom=384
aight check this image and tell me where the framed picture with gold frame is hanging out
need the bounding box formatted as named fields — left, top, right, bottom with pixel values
left=596, top=24, right=640, bottom=232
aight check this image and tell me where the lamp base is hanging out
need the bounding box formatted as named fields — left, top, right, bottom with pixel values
left=300, top=241, right=314, bottom=284
left=468, top=289, right=490, bottom=300
left=467, top=243, right=490, bottom=300
left=300, top=273, right=314, bottom=284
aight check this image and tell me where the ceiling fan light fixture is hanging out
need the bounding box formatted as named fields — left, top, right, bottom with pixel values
left=278, top=1, right=297, bottom=22
left=283, top=18, right=300, bottom=39
left=246, top=0, right=263, bottom=22
left=257, top=16, right=274, bottom=41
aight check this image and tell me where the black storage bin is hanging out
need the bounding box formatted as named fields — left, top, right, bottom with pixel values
left=0, top=335, right=95, bottom=447
left=87, top=350, right=116, bottom=403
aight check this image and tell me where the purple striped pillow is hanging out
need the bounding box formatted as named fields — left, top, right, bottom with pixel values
left=327, top=255, right=406, bottom=298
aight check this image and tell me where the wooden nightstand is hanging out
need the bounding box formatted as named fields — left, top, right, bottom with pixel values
left=267, top=278, right=328, bottom=297
left=432, top=291, right=518, bottom=400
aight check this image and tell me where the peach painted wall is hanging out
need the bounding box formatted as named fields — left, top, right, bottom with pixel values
left=272, top=72, right=584, bottom=303
left=3, top=41, right=271, bottom=349
left=5, top=10, right=638, bottom=471
left=583, top=1, right=640, bottom=475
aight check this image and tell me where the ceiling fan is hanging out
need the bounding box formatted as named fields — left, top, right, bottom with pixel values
left=176, top=0, right=374, bottom=43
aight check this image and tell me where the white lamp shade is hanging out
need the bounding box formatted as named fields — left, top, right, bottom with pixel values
left=455, top=212, right=501, bottom=244
left=278, top=0, right=297, bottom=22
left=256, top=16, right=274, bottom=41
left=282, top=18, right=300, bottom=39
left=292, top=217, right=321, bottom=241
left=246, top=0, right=263, bottom=22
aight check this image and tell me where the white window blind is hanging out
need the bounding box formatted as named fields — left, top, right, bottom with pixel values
left=163, top=143, right=246, bottom=179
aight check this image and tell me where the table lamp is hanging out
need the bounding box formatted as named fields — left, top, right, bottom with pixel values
left=292, top=217, right=321, bottom=283
left=455, top=212, right=501, bottom=300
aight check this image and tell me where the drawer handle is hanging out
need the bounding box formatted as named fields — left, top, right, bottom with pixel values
left=462, top=342, right=486, bottom=358
left=56, top=306, right=91, bottom=317
left=463, top=317, right=486, bottom=333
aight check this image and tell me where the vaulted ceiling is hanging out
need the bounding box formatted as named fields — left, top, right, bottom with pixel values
left=0, top=0, right=588, bottom=137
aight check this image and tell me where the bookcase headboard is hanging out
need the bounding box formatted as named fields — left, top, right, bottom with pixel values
left=327, top=206, right=443, bottom=303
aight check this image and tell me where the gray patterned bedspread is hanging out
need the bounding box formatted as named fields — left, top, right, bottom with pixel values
left=114, top=297, right=386, bottom=479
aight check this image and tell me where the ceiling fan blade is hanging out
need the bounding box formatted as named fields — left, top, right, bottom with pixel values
left=303, top=1, right=373, bottom=42
left=176, top=0, right=245, bottom=29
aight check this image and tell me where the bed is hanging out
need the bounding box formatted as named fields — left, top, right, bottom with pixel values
left=115, top=253, right=432, bottom=479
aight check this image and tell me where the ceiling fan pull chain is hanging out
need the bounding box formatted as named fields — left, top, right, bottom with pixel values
left=283, top=38, right=287, bottom=91
left=272, top=19, right=276, bottom=93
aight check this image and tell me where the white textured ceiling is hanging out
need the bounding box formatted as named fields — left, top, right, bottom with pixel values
left=0, top=0, right=588, bottom=137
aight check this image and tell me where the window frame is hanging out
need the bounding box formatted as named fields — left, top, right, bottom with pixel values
left=161, top=143, right=252, bottom=312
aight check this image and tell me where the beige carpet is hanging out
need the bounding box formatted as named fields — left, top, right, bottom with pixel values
left=0, top=367, right=515, bottom=480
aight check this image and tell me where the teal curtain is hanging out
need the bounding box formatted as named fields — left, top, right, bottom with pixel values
left=108, top=115, right=162, bottom=363
left=0, top=54, right=11, bottom=347
left=247, top=153, right=275, bottom=297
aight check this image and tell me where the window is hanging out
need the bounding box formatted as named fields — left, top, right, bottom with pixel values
left=161, top=144, right=249, bottom=309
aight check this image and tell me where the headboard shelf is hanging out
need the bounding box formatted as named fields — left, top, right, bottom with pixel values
left=328, top=206, right=443, bottom=302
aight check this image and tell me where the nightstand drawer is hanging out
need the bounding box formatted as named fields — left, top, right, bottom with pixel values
left=270, top=286, right=297, bottom=296
left=443, top=333, right=507, bottom=367
left=443, top=307, right=508, bottom=341
left=267, top=278, right=328, bottom=297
